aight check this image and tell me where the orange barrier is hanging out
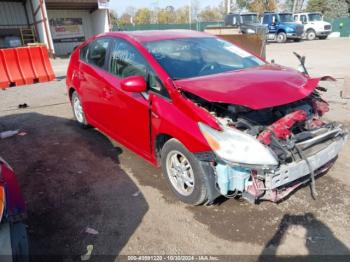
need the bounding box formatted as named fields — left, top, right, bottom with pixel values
left=0, top=52, right=10, bottom=89
left=0, top=46, right=55, bottom=89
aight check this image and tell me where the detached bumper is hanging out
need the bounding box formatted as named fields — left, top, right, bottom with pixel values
left=266, top=134, right=347, bottom=190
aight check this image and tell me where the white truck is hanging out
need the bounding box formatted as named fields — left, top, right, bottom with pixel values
left=293, top=12, right=332, bottom=40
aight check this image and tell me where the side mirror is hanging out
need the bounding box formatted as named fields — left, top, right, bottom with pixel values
left=121, top=76, right=147, bottom=93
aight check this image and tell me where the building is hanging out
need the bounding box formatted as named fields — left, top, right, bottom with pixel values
left=0, top=0, right=110, bottom=56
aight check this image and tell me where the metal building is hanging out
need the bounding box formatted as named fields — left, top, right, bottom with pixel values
left=0, top=0, right=110, bottom=56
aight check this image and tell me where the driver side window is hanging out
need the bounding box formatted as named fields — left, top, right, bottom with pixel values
left=109, top=38, right=169, bottom=97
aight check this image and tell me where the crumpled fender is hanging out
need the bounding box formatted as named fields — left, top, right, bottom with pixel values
left=166, top=78, right=221, bottom=130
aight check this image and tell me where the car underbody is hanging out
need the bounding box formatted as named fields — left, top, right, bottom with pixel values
left=183, top=82, right=348, bottom=204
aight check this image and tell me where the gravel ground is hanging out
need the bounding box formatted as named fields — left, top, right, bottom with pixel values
left=0, top=37, right=349, bottom=261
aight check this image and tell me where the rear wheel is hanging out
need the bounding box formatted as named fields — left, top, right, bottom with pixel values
left=71, top=91, right=89, bottom=127
left=306, top=29, right=316, bottom=40
left=319, top=35, right=328, bottom=40
left=161, top=139, right=208, bottom=205
left=276, top=32, right=287, bottom=43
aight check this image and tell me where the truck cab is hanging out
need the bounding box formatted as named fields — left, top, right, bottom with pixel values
left=224, top=12, right=267, bottom=35
left=262, top=12, right=304, bottom=43
left=293, top=12, right=332, bottom=40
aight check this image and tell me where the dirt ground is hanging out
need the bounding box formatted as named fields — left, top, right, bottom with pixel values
left=0, top=38, right=350, bottom=261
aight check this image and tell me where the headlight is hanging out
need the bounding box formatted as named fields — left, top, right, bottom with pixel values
left=246, top=28, right=256, bottom=34
left=198, top=123, right=278, bottom=167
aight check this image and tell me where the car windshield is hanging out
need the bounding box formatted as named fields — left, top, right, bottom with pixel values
left=308, top=13, right=322, bottom=21
left=144, top=37, right=264, bottom=80
left=241, top=14, right=259, bottom=24
left=279, top=14, right=294, bottom=22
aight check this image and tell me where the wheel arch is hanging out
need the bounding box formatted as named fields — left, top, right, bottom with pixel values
left=68, top=87, right=76, bottom=101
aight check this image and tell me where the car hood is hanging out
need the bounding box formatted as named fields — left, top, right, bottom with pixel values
left=174, top=64, right=320, bottom=110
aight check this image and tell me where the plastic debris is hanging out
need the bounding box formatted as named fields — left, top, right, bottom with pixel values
left=81, top=245, right=93, bottom=261
left=0, top=130, right=19, bottom=139
left=18, top=131, right=27, bottom=136
left=132, top=191, right=141, bottom=197
left=85, top=227, right=99, bottom=235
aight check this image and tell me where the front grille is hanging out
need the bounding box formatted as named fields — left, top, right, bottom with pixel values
left=296, top=26, right=303, bottom=35
left=324, top=25, right=331, bottom=30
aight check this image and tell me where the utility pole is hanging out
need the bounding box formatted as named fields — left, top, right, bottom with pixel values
left=189, top=0, right=192, bottom=29
left=227, top=0, right=231, bottom=14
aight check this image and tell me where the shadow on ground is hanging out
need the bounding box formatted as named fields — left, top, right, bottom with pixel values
left=258, top=212, right=350, bottom=261
left=0, top=112, right=149, bottom=261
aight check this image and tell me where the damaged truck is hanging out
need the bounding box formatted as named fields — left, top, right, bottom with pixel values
left=66, top=30, right=348, bottom=205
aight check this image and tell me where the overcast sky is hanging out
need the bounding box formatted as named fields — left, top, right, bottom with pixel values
left=109, top=0, right=221, bottom=15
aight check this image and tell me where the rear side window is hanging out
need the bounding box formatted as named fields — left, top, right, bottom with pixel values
left=80, top=45, right=88, bottom=61
left=86, top=38, right=110, bottom=68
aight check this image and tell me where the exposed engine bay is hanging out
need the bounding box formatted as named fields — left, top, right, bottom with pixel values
left=182, top=83, right=348, bottom=204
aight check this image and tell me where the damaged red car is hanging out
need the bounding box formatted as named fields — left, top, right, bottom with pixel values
left=66, top=30, right=347, bottom=205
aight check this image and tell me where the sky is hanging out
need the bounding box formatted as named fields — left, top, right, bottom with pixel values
left=109, top=0, right=221, bottom=15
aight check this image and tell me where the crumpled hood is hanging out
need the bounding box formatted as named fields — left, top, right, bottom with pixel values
left=174, top=64, right=320, bottom=110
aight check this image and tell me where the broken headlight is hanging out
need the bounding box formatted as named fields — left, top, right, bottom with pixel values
left=198, top=122, right=278, bottom=167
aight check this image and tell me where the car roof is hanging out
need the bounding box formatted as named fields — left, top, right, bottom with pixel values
left=104, top=30, right=213, bottom=43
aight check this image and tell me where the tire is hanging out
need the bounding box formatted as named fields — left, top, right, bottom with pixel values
left=306, top=29, right=316, bottom=40
left=161, top=139, right=208, bottom=205
left=319, top=35, right=328, bottom=40
left=276, top=32, right=287, bottom=43
left=294, top=38, right=302, bottom=42
left=71, top=91, right=89, bottom=127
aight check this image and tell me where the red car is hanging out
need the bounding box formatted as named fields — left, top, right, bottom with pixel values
left=66, top=30, right=347, bottom=205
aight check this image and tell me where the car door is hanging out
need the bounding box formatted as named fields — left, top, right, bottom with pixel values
left=100, top=37, right=155, bottom=160
left=78, top=38, right=112, bottom=128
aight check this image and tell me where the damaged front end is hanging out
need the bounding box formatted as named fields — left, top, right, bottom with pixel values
left=185, top=80, right=348, bottom=204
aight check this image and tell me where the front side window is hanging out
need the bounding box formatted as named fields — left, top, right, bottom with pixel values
left=308, top=13, right=322, bottom=21
left=241, top=14, right=259, bottom=24
left=109, top=38, right=168, bottom=97
left=109, top=39, right=148, bottom=79
left=279, top=14, right=294, bottom=22
left=87, top=38, right=110, bottom=68
left=300, top=15, right=307, bottom=23
left=144, top=37, right=265, bottom=80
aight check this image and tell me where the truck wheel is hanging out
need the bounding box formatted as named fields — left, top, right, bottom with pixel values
left=276, top=32, right=287, bottom=43
left=319, top=36, right=328, bottom=40
left=161, top=139, right=208, bottom=205
left=294, top=38, right=302, bottom=42
left=306, top=29, right=316, bottom=40
left=71, top=91, right=89, bottom=128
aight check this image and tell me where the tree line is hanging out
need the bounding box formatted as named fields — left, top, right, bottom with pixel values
left=110, top=0, right=350, bottom=26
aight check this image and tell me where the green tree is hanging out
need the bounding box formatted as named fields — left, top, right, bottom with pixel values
left=175, top=6, right=190, bottom=23
left=198, top=6, right=222, bottom=22
left=157, top=7, right=176, bottom=23
left=249, top=0, right=277, bottom=14
left=306, top=0, right=349, bottom=19
left=134, top=8, right=151, bottom=24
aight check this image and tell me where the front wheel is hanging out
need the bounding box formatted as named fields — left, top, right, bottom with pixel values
left=161, top=139, right=208, bottom=205
left=276, top=32, right=287, bottom=43
left=306, top=29, right=316, bottom=40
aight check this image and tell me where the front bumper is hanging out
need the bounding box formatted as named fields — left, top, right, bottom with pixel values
left=266, top=134, right=347, bottom=190
left=316, top=30, right=332, bottom=36
left=286, top=33, right=303, bottom=39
